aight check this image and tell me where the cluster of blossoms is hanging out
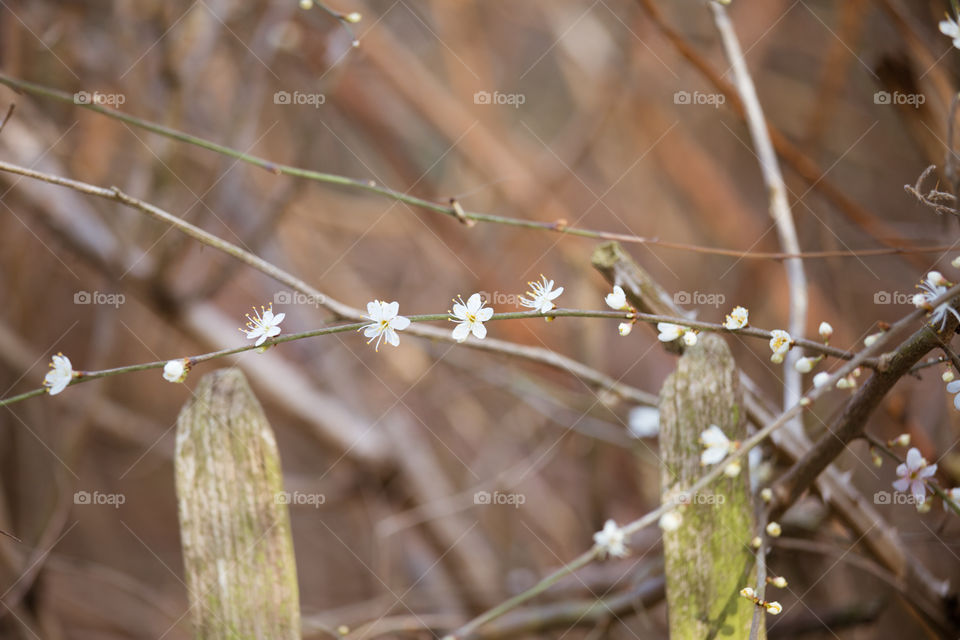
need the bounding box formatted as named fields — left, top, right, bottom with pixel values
left=913, top=271, right=960, bottom=332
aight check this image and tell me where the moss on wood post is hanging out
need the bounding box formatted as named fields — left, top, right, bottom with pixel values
left=175, top=369, right=300, bottom=640
left=659, top=334, right=759, bottom=639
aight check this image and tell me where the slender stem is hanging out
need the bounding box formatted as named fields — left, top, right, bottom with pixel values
left=0, top=72, right=950, bottom=261
left=711, top=2, right=808, bottom=421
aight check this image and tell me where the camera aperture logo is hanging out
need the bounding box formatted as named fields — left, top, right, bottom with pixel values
left=73, top=91, right=126, bottom=107
left=874, top=490, right=921, bottom=505
left=274, top=290, right=325, bottom=308
left=473, top=490, right=525, bottom=508
left=673, top=90, right=725, bottom=108
left=674, top=290, right=725, bottom=308
left=676, top=491, right=725, bottom=505
left=275, top=491, right=325, bottom=508
left=74, top=291, right=125, bottom=308
left=874, top=91, right=925, bottom=109
left=473, top=91, right=526, bottom=108
left=873, top=291, right=913, bottom=305
left=74, top=490, right=125, bottom=509
left=273, top=90, right=326, bottom=108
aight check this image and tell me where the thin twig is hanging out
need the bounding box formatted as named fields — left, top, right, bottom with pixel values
left=710, top=1, right=808, bottom=426
left=0, top=73, right=951, bottom=261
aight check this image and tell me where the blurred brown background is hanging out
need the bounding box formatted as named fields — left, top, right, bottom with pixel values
left=1, top=0, right=960, bottom=638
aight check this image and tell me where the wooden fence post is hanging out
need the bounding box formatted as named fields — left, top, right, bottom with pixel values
left=659, top=334, right=760, bottom=639
left=175, top=368, right=300, bottom=639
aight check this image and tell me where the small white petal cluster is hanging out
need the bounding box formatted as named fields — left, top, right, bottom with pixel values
left=604, top=285, right=629, bottom=311
left=593, top=519, right=629, bottom=558
left=723, top=306, right=749, bottom=330
left=450, top=293, right=494, bottom=343
left=362, top=300, right=411, bottom=351
left=241, top=303, right=285, bottom=347
left=893, top=447, right=937, bottom=505
left=700, top=425, right=732, bottom=466
left=914, top=271, right=960, bottom=332
left=658, top=510, right=682, bottom=532
left=627, top=407, right=659, bottom=438
left=947, top=379, right=960, bottom=410
left=657, top=322, right=697, bottom=346
left=43, top=353, right=74, bottom=396
left=162, top=359, right=190, bottom=383
left=519, top=275, right=564, bottom=314
left=818, top=322, right=833, bottom=341
left=941, top=15, right=960, bottom=49
left=768, top=330, right=792, bottom=363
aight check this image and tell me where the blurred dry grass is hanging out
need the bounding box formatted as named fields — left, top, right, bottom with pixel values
left=1, top=0, right=960, bottom=638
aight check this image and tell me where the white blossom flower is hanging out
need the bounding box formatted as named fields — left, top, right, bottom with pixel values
left=43, top=353, right=74, bottom=395
left=241, top=303, right=285, bottom=347
left=915, top=271, right=960, bottom=331
left=768, top=330, right=792, bottom=362
left=519, top=275, right=563, bottom=314
left=162, top=359, right=190, bottom=383
left=658, top=322, right=696, bottom=345
left=889, top=433, right=910, bottom=448
left=818, top=322, right=833, bottom=341
left=361, top=300, right=411, bottom=351
left=657, top=322, right=684, bottom=342
left=618, top=322, right=633, bottom=337
left=593, top=519, right=629, bottom=558
left=450, top=293, right=493, bottom=343
left=723, top=460, right=742, bottom=478
left=766, top=521, right=782, bottom=537
left=628, top=407, right=659, bottom=438
left=813, top=372, right=830, bottom=388
left=945, top=488, right=960, bottom=512
left=700, top=425, right=732, bottom=465
left=658, top=510, right=682, bottom=532
left=893, top=447, right=937, bottom=504
left=942, top=15, right=960, bottom=49
left=605, top=285, right=629, bottom=311
left=947, top=379, right=960, bottom=410
left=723, top=306, right=749, bottom=330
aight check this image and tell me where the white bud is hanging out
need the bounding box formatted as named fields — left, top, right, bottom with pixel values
left=953, top=256, right=960, bottom=269
left=618, top=322, right=633, bottom=337
left=813, top=372, right=830, bottom=388
left=795, top=357, right=817, bottom=373
left=760, top=488, right=773, bottom=502
left=770, top=576, right=787, bottom=588
left=299, top=0, right=312, bottom=8
left=929, top=271, right=949, bottom=287
left=766, top=521, right=782, bottom=537
left=344, top=11, right=362, bottom=23
left=659, top=510, right=682, bottom=532
left=740, top=586, right=755, bottom=599
left=913, top=293, right=927, bottom=308
left=818, top=322, right=833, bottom=340
left=723, top=461, right=742, bottom=477
left=770, top=352, right=784, bottom=364
left=944, top=371, right=955, bottom=382
left=864, top=332, right=881, bottom=347
left=765, top=601, right=783, bottom=615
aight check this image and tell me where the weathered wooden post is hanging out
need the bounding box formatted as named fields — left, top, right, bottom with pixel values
left=659, top=334, right=760, bottom=639
left=175, top=368, right=300, bottom=639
